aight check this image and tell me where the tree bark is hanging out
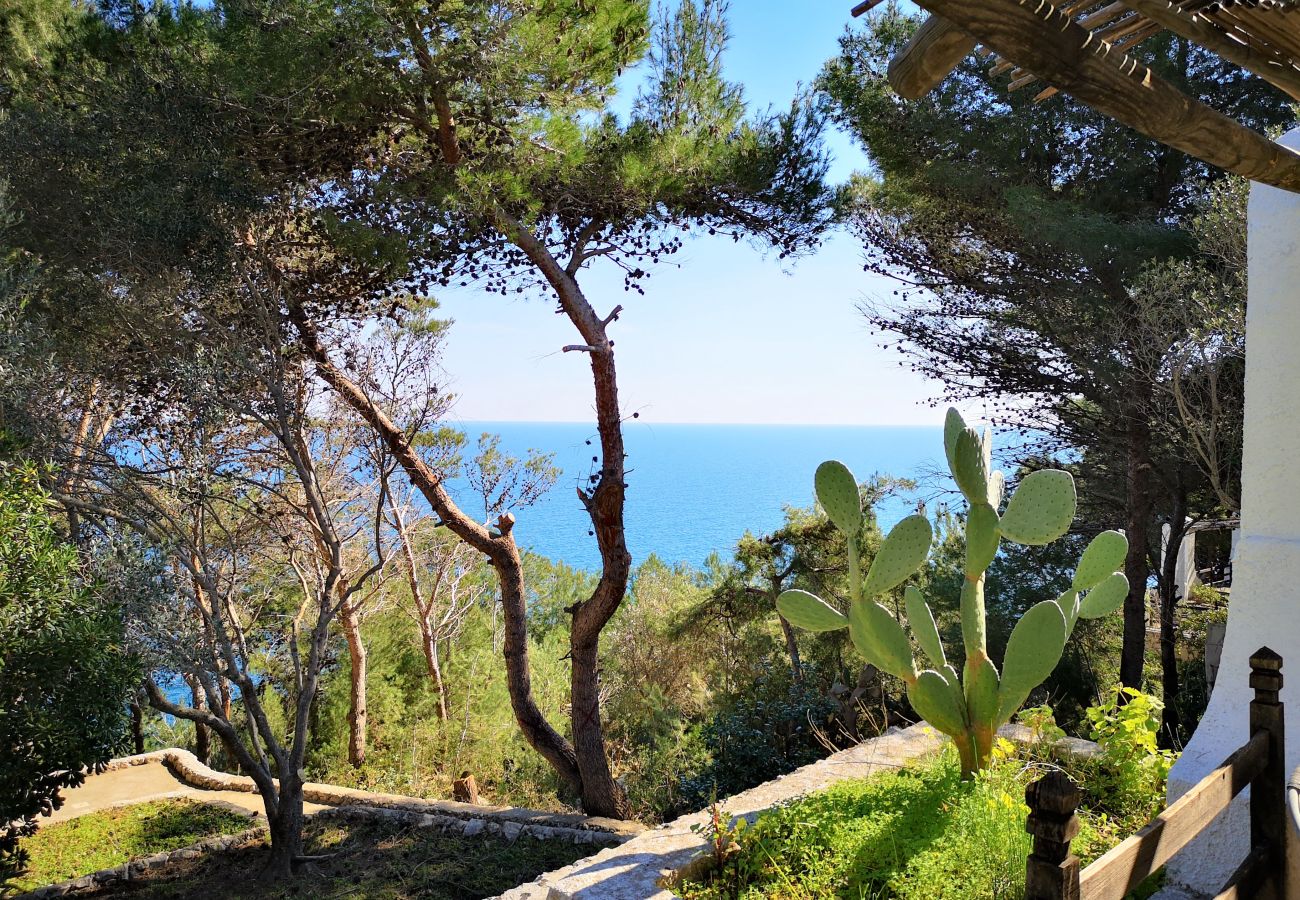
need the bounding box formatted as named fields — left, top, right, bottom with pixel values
left=778, top=612, right=804, bottom=684
left=1158, top=486, right=1188, bottom=744
left=339, top=602, right=368, bottom=768
left=129, top=698, right=145, bottom=755
left=188, top=677, right=210, bottom=765
left=420, top=620, right=450, bottom=721
left=286, top=305, right=582, bottom=796
left=501, top=223, right=632, bottom=819
left=260, top=777, right=304, bottom=881
left=1121, top=403, right=1153, bottom=690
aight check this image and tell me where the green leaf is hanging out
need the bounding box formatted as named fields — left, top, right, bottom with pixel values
left=776, top=589, right=849, bottom=632
left=1072, top=530, right=1128, bottom=591
left=862, top=514, right=932, bottom=597
left=998, top=469, right=1076, bottom=546
left=997, top=600, right=1068, bottom=724
left=849, top=599, right=917, bottom=681
left=905, top=585, right=946, bottom=668
left=815, top=460, right=862, bottom=536
left=965, top=502, right=1000, bottom=575
left=909, top=669, right=967, bottom=736
left=1078, top=572, right=1129, bottom=619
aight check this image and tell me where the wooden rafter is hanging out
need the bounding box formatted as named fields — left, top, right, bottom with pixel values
left=1117, top=0, right=1300, bottom=100
left=881, top=0, right=1300, bottom=192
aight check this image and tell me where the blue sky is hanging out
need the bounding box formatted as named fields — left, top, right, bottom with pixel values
left=436, top=1, right=948, bottom=427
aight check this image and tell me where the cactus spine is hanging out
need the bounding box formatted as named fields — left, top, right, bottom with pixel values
left=777, top=408, right=1128, bottom=777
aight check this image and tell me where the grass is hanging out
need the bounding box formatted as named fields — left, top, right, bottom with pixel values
left=675, top=743, right=1163, bottom=900
left=74, top=815, right=600, bottom=899
left=14, top=799, right=256, bottom=891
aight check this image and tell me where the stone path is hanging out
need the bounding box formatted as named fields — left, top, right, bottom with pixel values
left=499, top=724, right=946, bottom=900
left=44, top=761, right=327, bottom=826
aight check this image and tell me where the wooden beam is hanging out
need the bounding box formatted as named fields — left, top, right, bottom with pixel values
left=906, top=0, right=1300, bottom=192
left=887, top=16, right=978, bottom=100
left=1118, top=0, right=1300, bottom=100
left=1078, top=729, right=1269, bottom=900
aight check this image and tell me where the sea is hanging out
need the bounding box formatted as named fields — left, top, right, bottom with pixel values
left=444, top=422, right=951, bottom=572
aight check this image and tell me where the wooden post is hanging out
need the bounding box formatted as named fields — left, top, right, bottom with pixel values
left=1250, top=647, right=1285, bottom=899
left=1025, top=769, right=1082, bottom=900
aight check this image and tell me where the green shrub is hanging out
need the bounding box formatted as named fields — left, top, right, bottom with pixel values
left=1077, top=688, right=1174, bottom=825
left=677, top=745, right=1130, bottom=900
left=679, top=691, right=1173, bottom=900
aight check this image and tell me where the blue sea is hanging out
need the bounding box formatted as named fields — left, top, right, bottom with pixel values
left=444, top=423, right=951, bottom=572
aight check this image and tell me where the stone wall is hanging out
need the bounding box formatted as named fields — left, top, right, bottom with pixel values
left=15, top=826, right=266, bottom=899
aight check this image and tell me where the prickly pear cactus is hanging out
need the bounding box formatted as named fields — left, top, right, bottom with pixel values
left=776, top=408, right=1129, bottom=777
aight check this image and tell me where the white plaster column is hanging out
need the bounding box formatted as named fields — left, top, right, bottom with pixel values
left=1164, top=126, right=1300, bottom=898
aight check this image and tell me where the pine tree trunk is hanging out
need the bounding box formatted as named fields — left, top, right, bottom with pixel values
left=340, top=604, right=367, bottom=768
left=288, top=300, right=581, bottom=798
left=1120, top=406, right=1153, bottom=690
left=778, top=612, right=804, bottom=684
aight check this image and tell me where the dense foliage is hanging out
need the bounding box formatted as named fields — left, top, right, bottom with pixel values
left=0, top=464, right=137, bottom=885
left=678, top=692, right=1173, bottom=900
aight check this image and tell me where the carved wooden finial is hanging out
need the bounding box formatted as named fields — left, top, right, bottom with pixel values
left=1025, top=770, right=1081, bottom=900
left=1251, top=646, right=1283, bottom=702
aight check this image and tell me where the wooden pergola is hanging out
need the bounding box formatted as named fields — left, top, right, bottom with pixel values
left=852, top=0, right=1300, bottom=191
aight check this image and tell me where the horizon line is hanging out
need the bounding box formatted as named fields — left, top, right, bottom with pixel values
left=445, top=418, right=947, bottom=428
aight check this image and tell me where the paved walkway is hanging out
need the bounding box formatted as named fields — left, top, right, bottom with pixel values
left=45, top=761, right=327, bottom=826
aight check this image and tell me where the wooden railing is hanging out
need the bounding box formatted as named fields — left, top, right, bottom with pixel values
left=1024, top=647, right=1286, bottom=900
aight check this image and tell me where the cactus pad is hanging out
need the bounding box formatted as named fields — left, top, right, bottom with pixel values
left=944, top=407, right=965, bottom=476
left=1056, top=588, right=1081, bottom=632
left=964, top=655, right=1000, bottom=727
left=965, top=502, right=1001, bottom=574
left=905, top=585, right=946, bottom=668
left=1078, top=571, right=1129, bottom=619
left=776, top=589, right=849, bottom=632
left=815, top=460, right=862, bottom=536
left=997, top=470, right=1076, bottom=546
left=952, top=428, right=990, bottom=503
left=996, top=599, right=1068, bottom=724
left=1072, top=530, right=1128, bottom=591
left=987, top=469, right=1006, bottom=510
left=861, top=514, right=933, bottom=597
left=910, top=669, right=967, bottom=736
left=849, top=599, right=917, bottom=682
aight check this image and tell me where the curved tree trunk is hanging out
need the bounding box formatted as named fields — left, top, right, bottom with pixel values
left=287, top=305, right=581, bottom=796
left=340, top=603, right=368, bottom=768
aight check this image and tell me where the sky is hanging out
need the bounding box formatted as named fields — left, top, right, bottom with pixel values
left=435, top=1, right=949, bottom=428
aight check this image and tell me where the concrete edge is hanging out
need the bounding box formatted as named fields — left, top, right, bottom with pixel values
left=104, top=749, right=644, bottom=838
left=13, top=825, right=268, bottom=899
